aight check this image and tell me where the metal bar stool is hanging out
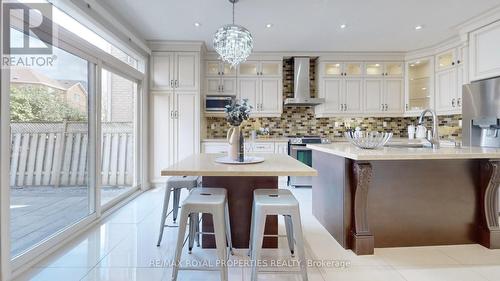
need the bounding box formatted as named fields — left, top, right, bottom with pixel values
left=249, top=189, right=307, bottom=281
left=172, top=188, right=233, bottom=281
left=157, top=176, right=199, bottom=247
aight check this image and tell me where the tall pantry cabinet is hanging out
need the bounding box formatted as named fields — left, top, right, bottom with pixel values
left=149, top=42, right=203, bottom=184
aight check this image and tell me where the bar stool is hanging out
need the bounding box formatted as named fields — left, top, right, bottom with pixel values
left=249, top=189, right=307, bottom=281
left=157, top=176, right=199, bottom=247
left=172, top=188, right=233, bottom=281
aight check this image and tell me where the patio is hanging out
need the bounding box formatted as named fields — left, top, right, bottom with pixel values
left=10, top=186, right=131, bottom=257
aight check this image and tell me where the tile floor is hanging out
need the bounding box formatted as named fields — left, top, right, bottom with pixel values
left=13, top=186, right=500, bottom=281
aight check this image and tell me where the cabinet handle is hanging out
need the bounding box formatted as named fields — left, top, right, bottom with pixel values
left=175, top=110, right=179, bottom=119
left=175, top=80, right=179, bottom=88
left=452, top=98, right=456, bottom=107
left=170, top=111, right=174, bottom=118
left=457, top=98, right=461, bottom=107
left=457, top=60, right=461, bottom=64
left=170, top=80, right=174, bottom=88
left=222, top=72, right=224, bottom=75
left=340, top=104, right=344, bottom=111
left=452, top=62, right=455, bottom=66
left=405, top=104, right=409, bottom=111
left=345, top=104, right=348, bottom=111
left=218, top=71, right=221, bottom=75
left=385, top=73, right=388, bottom=76
left=221, top=85, right=224, bottom=92
left=385, top=104, right=388, bottom=111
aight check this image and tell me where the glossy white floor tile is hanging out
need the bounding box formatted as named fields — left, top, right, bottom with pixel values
left=13, top=185, right=500, bottom=281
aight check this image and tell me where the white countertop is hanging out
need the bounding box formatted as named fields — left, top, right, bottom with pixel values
left=202, top=138, right=290, bottom=143
left=161, top=153, right=318, bottom=177
left=307, top=143, right=500, bottom=161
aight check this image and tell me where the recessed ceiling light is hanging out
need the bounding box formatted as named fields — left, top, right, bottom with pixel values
left=265, top=23, right=273, bottom=28
left=194, top=22, right=201, bottom=27
left=415, top=25, right=423, bottom=30
left=410, top=64, right=415, bottom=67
left=340, top=24, right=347, bottom=29
left=422, top=87, right=427, bottom=90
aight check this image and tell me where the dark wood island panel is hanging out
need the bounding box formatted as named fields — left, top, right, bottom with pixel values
left=312, top=150, right=500, bottom=255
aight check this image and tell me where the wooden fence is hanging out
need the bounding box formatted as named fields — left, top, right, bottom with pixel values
left=9, top=122, right=134, bottom=187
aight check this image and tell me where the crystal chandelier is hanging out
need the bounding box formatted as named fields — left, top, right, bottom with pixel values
left=213, top=0, right=253, bottom=68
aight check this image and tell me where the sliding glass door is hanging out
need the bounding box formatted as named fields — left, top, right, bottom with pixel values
left=100, top=69, right=138, bottom=206
left=8, top=28, right=95, bottom=257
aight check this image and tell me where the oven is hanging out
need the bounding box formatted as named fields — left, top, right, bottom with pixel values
left=288, top=136, right=326, bottom=187
left=205, top=95, right=235, bottom=112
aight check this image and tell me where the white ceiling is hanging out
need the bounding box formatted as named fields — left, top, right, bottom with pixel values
left=101, top=0, right=500, bottom=52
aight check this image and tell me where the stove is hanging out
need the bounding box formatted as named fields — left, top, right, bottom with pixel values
left=287, top=136, right=329, bottom=187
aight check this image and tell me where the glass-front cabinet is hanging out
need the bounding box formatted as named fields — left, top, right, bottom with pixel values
left=238, top=61, right=281, bottom=77
left=435, top=49, right=456, bottom=72
left=206, top=60, right=236, bottom=76
left=322, top=62, right=362, bottom=77
left=407, top=57, right=434, bottom=113
left=238, top=61, right=259, bottom=76
left=365, top=62, right=403, bottom=77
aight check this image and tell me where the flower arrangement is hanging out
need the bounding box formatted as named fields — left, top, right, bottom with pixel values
left=224, top=98, right=252, bottom=126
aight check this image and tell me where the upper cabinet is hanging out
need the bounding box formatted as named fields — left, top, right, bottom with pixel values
left=205, top=60, right=237, bottom=95
left=236, top=60, right=283, bottom=117
left=469, top=20, right=500, bottom=81
left=406, top=57, right=434, bottom=115
left=151, top=51, right=199, bottom=91
left=434, top=45, right=468, bottom=115
left=321, top=62, right=362, bottom=77
left=316, top=59, right=404, bottom=117
left=365, top=62, right=404, bottom=77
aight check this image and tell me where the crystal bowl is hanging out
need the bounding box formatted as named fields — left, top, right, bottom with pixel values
left=344, top=131, right=393, bottom=149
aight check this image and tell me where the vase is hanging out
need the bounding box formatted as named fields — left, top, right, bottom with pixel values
left=227, top=125, right=244, bottom=161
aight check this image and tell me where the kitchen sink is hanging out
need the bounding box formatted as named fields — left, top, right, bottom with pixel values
left=384, top=142, right=427, bottom=148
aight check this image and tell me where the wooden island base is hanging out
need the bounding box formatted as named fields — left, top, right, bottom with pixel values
left=201, top=176, right=278, bottom=249
left=312, top=150, right=500, bottom=255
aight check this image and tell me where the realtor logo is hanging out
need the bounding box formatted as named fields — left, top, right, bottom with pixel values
left=3, top=2, right=53, bottom=55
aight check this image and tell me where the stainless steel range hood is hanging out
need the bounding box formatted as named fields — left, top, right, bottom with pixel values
left=284, top=57, right=325, bottom=106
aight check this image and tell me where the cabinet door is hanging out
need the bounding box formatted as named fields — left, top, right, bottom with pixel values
left=221, top=78, right=237, bottom=95
left=261, top=61, right=282, bottom=77
left=321, top=78, right=343, bottom=113
left=385, top=63, right=404, bottom=77
left=151, top=92, right=173, bottom=181
left=238, top=61, right=259, bottom=76
left=175, top=52, right=199, bottom=91
left=469, top=20, right=500, bottom=81
left=436, top=49, right=456, bottom=71
left=344, top=63, right=363, bottom=77
left=259, top=78, right=282, bottom=115
left=365, top=63, right=384, bottom=77
left=322, top=62, right=342, bottom=77
left=238, top=78, right=259, bottom=109
left=384, top=78, right=404, bottom=113
left=206, top=61, right=221, bottom=76
left=151, top=52, right=174, bottom=90
left=174, top=92, right=198, bottom=163
left=344, top=79, right=363, bottom=113
left=206, top=77, right=222, bottom=95
left=435, top=68, right=457, bottom=112
left=364, top=79, right=384, bottom=113
left=456, top=64, right=465, bottom=108
left=222, top=63, right=237, bottom=77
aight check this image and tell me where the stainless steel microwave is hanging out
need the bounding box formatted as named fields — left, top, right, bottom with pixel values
left=205, top=95, right=235, bottom=112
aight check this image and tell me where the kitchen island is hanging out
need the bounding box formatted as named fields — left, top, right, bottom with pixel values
left=307, top=143, right=500, bottom=255
left=161, top=153, right=317, bottom=248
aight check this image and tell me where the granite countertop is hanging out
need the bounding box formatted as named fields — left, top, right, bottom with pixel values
left=307, top=143, right=500, bottom=161
left=161, top=153, right=318, bottom=177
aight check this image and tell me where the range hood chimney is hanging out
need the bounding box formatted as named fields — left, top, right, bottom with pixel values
left=284, top=57, right=325, bottom=106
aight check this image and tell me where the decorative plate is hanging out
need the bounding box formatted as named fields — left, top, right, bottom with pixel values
left=214, top=156, right=265, bottom=165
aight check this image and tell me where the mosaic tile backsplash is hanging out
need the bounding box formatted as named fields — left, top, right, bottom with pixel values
left=205, top=58, right=462, bottom=140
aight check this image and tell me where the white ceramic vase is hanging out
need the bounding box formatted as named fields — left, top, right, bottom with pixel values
left=226, top=126, right=241, bottom=161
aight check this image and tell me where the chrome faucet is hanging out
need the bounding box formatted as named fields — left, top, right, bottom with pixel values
left=418, top=109, right=440, bottom=149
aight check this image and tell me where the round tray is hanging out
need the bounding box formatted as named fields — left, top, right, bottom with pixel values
left=214, top=156, right=264, bottom=165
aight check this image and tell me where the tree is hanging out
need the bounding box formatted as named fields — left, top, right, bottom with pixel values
left=10, top=86, right=86, bottom=122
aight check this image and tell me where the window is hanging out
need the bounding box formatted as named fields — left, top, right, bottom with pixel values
left=9, top=28, right=93, bottom=257
left=100, top=69, right=138, bottom=206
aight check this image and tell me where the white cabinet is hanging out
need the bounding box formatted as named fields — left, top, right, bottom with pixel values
left=151, top=47, right=201, bottom=184
left=365, top=62, right=404, bottom=78
left=405, top=57, right=434, bottom=116
left=316, top=77, right=363, bottom=116
left=205, top=60, right=236, bottom=95
left=202, top=143, right=228, bottom=154
left=237, top=60, right=282, bottom=117
left=435, top=46, right=467, bottom=114
left=151, top=52, right=199, bottom=91
left=320, top=62, right=363, bottom=77
left=364, top=78, right=404, bottom=114
left=469, top=20, right=500, bottom=81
